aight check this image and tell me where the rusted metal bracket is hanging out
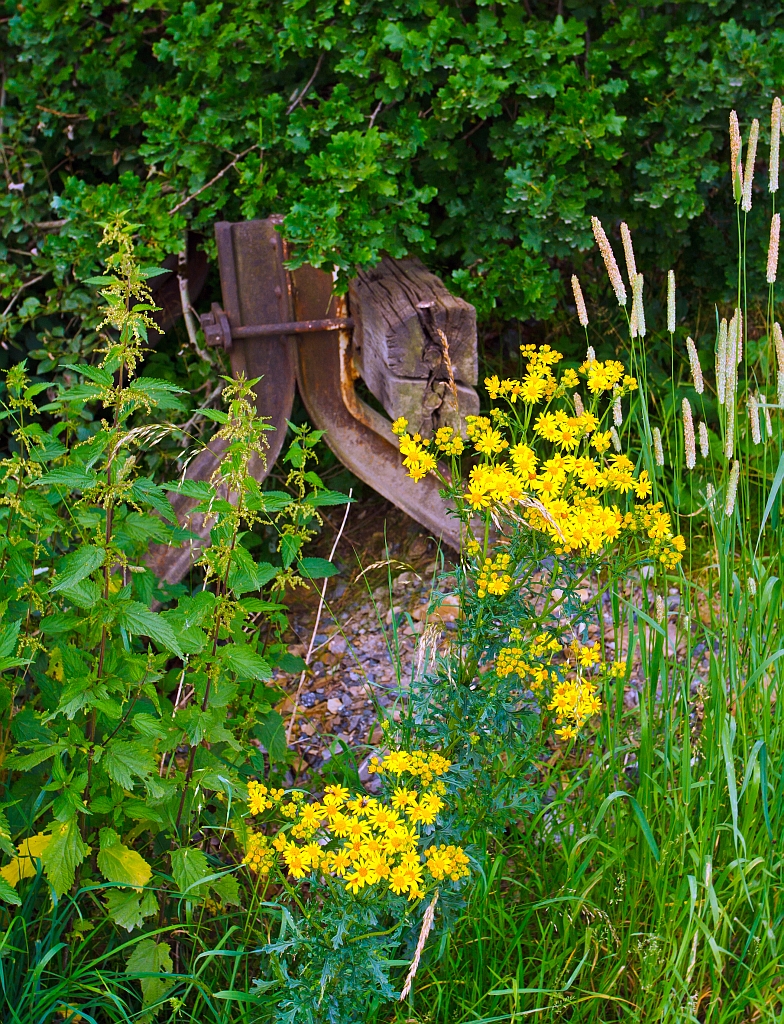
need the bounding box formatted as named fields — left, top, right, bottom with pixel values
left=148, top=219, right=467, bottom=584
left=200, top=302, right=353, bottom=349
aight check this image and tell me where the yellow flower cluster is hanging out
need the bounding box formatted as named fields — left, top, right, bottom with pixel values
left=495, top=636, right=608, bottom=740
left=368, top=749, right=452, bottom=786
left=496, top=632, right=562, bottom=691
left=548, top=678, right=603, bottom=741
left=476, top=552, right=512, bottom=598
left=424, top=844, right=471, bottom=881
left=247, top=781, right=285, bottom=815
left=243, top=831, right=275, bottom=873
left=392, top=345, right=686, bottom=570
left=241, top=753, right=469, bottom=899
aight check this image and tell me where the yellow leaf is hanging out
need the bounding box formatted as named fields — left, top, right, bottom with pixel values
left=0, top=833, right=51, bottom=887
left=97, top=828, right=152, bottom=889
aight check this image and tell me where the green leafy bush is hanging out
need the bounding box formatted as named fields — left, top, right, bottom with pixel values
left=0, top=0, right=781, bottom=377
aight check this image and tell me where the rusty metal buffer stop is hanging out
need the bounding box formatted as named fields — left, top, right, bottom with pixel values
left=151, top=218, right=479, bottom=583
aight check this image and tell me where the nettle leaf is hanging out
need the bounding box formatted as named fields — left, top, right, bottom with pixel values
left=220, top=644, right=272, bottom=681
left=57, top=579, right=102, bottom=610
left=0, top=621, right=20, bottom=659
left=171, top=847, right=210, bottom=897
left=102, top=741, right=156, bottom=791
left=105, top=888, right=159, bottom=932
left=118, top=602, right=184, bottom=659
left=303, top=490, right=352, bottom=507
left=41, top=818, right=88, bottom=897
left=130, top=479, right=177, bottom=523
left=228, top=547, right=278, bottom=595
left=171, top=479, right=213, bottom=501
left=255, top=710, right=288, bottom=763
left=97, top=828, right=153, bottom=888
left=62, top=363, right=114, bottom=387
left=0, top=876, right=21, bottom=906
left=35, top=466, right=99, bottom=490
left=49, top=545, right=105, bottom=594
left=125, top=938, right=174, bottom=1010
left=28, top=435, right=68, bottom=462
left=256, top=490, right=292, bottom=513
left=297, top=557, right=339, bottom=579
left=211, top=873, right=241, bottom=906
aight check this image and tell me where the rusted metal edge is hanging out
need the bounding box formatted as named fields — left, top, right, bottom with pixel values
left=289, top=262, right=462, bottom=552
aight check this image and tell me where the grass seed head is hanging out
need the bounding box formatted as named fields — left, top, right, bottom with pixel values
left=686, top=336, right=703, bottom=393
left=620, top=221, right=637, bottom=288
left=729, top=110, right=743, bottom=202
left=571, top=274, right=589, bottom=326
left=591, top=216, right=627, bottom=306
left=767, top=213, right=780, bottom=283
left=725, top=459, right=740, bottom=516
left=632, top=273, right=646, bottom=337
left=698, top=420, right=709, bottom=458
left=716, top=318, right=728, bottom=404
left=771, top=97, right=781, bottom=193
left=667, top=270, right=676, bottom=333
left=653, top=426, right=664, bottom=467
left=741, top=118, right=759, bottom=212
left=682, top=398, right=696, bottom=469
left=748, top=392, right=761, bottom=445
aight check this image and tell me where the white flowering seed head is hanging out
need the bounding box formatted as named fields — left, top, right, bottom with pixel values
left=586, top=345, right=596, bottom=362
left=698, top=420, right=709, bottom=458
left=571, top=274, right=589, bottom=327
left=591, top=216, right=627, bottom=306
left=573, top=392, right=585, bottom=415
left=633, top=273, right=646, bottom=337
left=771, top=97, right=781, bottom=194
left=725, top=459, right=740, bottom=516
left=610, top=426, right=622, bottom=453
left=682, top=398, right=696, bottom=469
left=768, top=213, right=780, bottom=284
left=620, top=221, right=637, bottom=288
left=716, top=318, right=728, bottom=405
left=729, top=110, right=743, bottom=202
left=653, top=426, right=664, bottom=467
left=667, top=270, right=676, bottom=333
left=774, top=322, right=784, bottom=373
left=686, top=336, right=703, bottom=394
left=749, top=392, right=761, bottom=445
left=742, top=119, right=759, bottom=212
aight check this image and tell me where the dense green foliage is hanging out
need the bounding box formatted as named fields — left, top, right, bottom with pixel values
left=0, top=0, right=782, bottom=376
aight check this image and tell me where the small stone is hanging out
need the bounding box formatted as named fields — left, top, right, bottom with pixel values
left=327, top=697, right=343, bottom=714
left=328, top=635, right=347, bottom=655
left=300, top=692, right=317, bottom=708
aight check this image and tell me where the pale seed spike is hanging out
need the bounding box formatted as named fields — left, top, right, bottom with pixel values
left=653, top=426, right=664, bottom=467
left=741, top=118, right=759, bottom=212
left=610, top=427, right=622, bottom=453
left=633, top=274, right=646, bottom=337
left=591, top=217, right=627, bottom=306
left=571, top=275, right=589, bottom=327
left=774, top=322, right=784, bottom=374
left=683, top=398, right=696, bottom=469
left=620, top=222, right=637, bottom=288
left=760, top=394, right=773, bottom=436
left=729, top=110, right=743, bottom=202
left=749, top=393, right=761, bottom=445
left=698, top=420, right=709, bottom=458
left=771, top=97, right=781, bottom=193
left=736, top=308, right=743, bottom=364
left=667, top=270, right=676, bottom=333
left=586, top=345, right=596, bottom=362
left=779, top=370, right=784, bottom=408
left=725, top=459, right=740, bottom=516
left=724, top=410, right=735, bottom=460
left=768, top=214, right=780, bottom=284
left=573, top=392, right=585, bottom=415
left=716, top=318, right=728, bottom=405
left=686, top=337, right=704, bottom=394
left=613, top=390, right=623, bottom=426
